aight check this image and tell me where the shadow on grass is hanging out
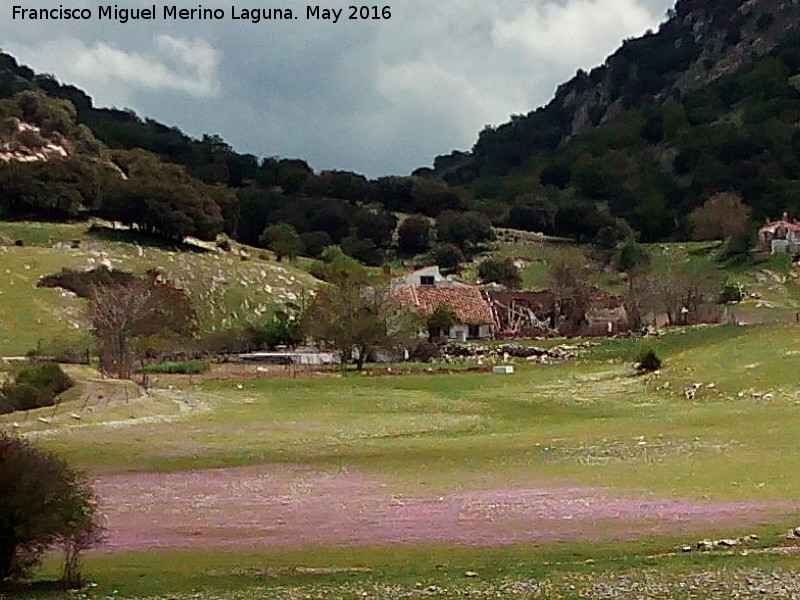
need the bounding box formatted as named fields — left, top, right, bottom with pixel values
left=685, top=241, right=723, bottom=257
left=87, top=225, right=209, bottom=253
left=0, top=579, right=75, bottom=598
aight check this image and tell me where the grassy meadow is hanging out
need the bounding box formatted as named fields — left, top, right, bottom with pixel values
left=20, top=542, right=800, bottom=600
left=9, top=323, right=800, bottom=499
left=5, top=222, right=800, bottom=598
left=2, top=220, right=800, bottom=357
left=5, top=323, right=800, bottom=599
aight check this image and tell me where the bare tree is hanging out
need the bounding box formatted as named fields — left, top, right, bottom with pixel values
left=547, top=252, right=593, bottom=335
left=633, top=262, right=722, bottom=326
left=60, top=515, right=106, bottom=589
left=87, top=273, right=194, bottom=379
left=88, top=279, right=155, bottom=379
left=688, top=191, right=751, bottom=241
left=615, top=241, right=652, bottom=330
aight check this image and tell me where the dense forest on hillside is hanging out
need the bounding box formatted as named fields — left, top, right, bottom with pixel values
left=431, top=0, right=800, bottom=241
left=444, top=46, right=800, bottom=242
left=3, top=0, right=800, bottom=260
left=0, top=51, right=488, bottom=265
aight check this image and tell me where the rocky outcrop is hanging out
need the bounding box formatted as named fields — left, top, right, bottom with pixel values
left=434, top=0, right=800, bottom=180
left=555, top=0, right=800, bottom=139
left=0, top=119, right=72, bottom=163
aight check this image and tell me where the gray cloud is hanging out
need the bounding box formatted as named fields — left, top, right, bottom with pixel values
left=1, top=0, right=674, bottom=177
left=9, top=35, right=220, bottom=98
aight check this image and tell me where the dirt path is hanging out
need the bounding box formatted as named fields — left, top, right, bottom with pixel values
left=95, top=465, right=797, bottom=551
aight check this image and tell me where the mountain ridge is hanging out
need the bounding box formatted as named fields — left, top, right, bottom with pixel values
left=435, top=0, right=800, bottom=182
left=426, top=0, right=800, bottom=243
left=4, top=0, right=800, bottom=251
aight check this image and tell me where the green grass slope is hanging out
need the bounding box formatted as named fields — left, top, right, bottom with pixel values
left=5, top=322, right=799, bottom=502
left=0, top=222, right=319, bottom=355
left=471, top=235, right=800, bottom=323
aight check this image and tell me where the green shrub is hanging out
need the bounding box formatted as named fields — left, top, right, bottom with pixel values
left=431, top=244, right=464, bottom=274
left=136, top=359, right=210, bottom=374
left=0, top=362, right=73, bottom=414
left=16, top=127, right=47, bottom=147
left=195, top=328, right=259, bottom=354
left=247, top=316, right=303, bottom=349
left=719, top=280, right=744, bottom=303
left=764, top=252, right=793, bottom=273
left=0, top=430, right=104, bottom=584
left=37, top=266, right=137, bottom=298
left=477, top=257, right=523, bottom=288
left=411, top=341, right=442, bottom=363
left=635, top=347, right=662, bottom=372
left=215, top=234, right=233, bottom=251
left=1, top=383, right=40, bottom=412
left=29, top=336, right=94, bottom=364
left=426, top=305, right=458, bottom=339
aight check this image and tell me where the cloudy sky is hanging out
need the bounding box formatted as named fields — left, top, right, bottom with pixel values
left=2, top=0, right=674, bottom=177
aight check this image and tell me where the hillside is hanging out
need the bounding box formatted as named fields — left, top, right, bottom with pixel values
left=476, top=236, right=800, bottom=322
left=0, top=221, right=318, bottom=356
left=430, top=0, right=800, bottom=242
left=2, top=0, right=800, bottom=358
left=5, top=0, right=800, bottom=255
left=0, top=58, right=428, bottom=266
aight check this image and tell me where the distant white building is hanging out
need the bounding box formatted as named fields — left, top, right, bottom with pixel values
left=239, top=351, right=338, bottom=365
left=393, top=266, right=496, bottom=340
left=391, top=265, right=468, bottom=291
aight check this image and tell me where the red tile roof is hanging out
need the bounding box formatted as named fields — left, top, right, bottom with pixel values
left=395, top=285, right=495, bottom=325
